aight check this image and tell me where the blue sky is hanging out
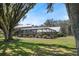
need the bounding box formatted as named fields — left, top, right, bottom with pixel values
left=19, top=3, right=69, bottom=26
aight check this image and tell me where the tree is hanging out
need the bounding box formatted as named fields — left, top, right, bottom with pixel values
left=58, top=20, right=72, bottom=35
left=44, top=18, right=55, bottom=27
left=66, top=3, right=79, bottom=56
left=0, top=3, right=35, bottom=41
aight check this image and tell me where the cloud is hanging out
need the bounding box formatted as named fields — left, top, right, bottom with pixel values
left=63, top=15, right=69, bottom=20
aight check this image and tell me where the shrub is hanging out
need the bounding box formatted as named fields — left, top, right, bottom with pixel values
left=28, top=35, right=34, bottom=38
left=35, top=34, right=38, bottom=38
left=35, top=34, right=42, bottom=38
left=42, top=35, right=48, bottom=38
left=57, top=32, right=66, bottom=37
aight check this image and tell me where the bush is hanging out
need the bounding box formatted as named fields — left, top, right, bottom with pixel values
left=57, top=32, right=66, bottom=37
left=35, top=34, right=38, bottom=38
left=35, top=34, right=42, bottom=38
left=42, top=35, right=48, bottom=38
left=28, top=35, right=34, bottom=38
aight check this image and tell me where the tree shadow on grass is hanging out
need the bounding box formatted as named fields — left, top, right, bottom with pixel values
left=0, top=39, right=77, bottom=56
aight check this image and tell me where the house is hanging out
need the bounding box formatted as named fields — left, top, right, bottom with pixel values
left=14, top=24, right=61, bottom=38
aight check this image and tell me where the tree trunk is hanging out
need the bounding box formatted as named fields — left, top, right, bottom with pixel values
left=66, top=3, right=79, bottom=56
left=4, top=30, right=13, bottom=42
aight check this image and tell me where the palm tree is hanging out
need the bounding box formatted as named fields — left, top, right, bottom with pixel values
left=0, top=3, right=35, bottom=41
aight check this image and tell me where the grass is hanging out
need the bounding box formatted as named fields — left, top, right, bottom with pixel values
left=0, top=36, right=77, bottom=56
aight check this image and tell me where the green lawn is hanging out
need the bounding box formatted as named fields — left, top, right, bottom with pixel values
left=0, top=36, right=77, bottom=56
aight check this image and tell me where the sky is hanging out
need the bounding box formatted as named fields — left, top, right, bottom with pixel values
left=19, top=3, right=69, bottom=26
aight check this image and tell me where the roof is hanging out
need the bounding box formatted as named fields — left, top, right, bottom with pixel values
left=48, top=27, right=61, bottom=32
left=15, top=25, right=61, bottom=32
left=15, top=24, right=33, bottom=28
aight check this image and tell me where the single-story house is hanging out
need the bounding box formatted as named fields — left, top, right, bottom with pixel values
left=14, top=24, right=61, bottom=37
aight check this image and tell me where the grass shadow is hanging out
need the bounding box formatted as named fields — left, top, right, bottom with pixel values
left=0, top=39, right=77, bottom=56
